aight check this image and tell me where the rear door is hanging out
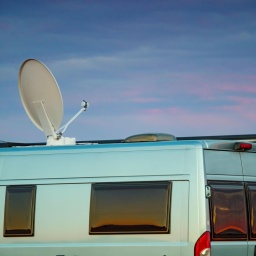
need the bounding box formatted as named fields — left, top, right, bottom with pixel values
left=205, top=150, right=247, bottom=256
left=246, top=183, right=256, bottom=256
left=207, top=181, right=248, bottom=256
left=241, top=152, right=256, bottom=256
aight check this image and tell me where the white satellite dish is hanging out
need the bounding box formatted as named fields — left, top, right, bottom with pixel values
left=18, top=59, right=88, bottom=146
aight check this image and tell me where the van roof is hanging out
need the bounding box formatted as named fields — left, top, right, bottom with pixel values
left=1, top=133, right=256, bottom=152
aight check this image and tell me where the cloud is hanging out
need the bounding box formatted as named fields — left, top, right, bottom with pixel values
left=131, top=105, right=253, bottom=137
left=221, top=82, right=256, bottom=94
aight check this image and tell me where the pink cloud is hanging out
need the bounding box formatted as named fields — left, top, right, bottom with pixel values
left=226, top=95, right=256, bottom=105
left=137, top=105, right=255, bottom=136
left=221, top=83, right=256, bottom=93
left=171, top=73, right=256, bottom=101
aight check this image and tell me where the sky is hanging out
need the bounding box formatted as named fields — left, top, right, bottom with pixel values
left=0, top=0, right=256, bottom=143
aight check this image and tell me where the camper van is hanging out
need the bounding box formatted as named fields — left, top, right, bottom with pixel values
left=1, top=58, right=256, bottom=255
left=1, top=133, right=256, bottom=256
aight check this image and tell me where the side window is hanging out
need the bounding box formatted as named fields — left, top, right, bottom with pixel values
left=89, top=181, right=171, bottom=234
left=208, top=181, right=247, bottom=240
left=246, top=183, right=256, bottom=240
left=4, top=185, right=36, bottom=237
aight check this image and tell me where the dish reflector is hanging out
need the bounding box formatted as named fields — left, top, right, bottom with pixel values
left=18, top=59, right=63, bottom=134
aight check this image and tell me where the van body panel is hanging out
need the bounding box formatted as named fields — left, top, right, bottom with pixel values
left=248, top=241, right=256, bottom=256
left=240, top=152, right=256, bottom=176
left=0, top=243, right=181, bottom=256
left=204, top=150, right=242, bottom=175
left=0, top=141, right=199, bottom=255
left=0, top=181, right=190, bottom=255
left=0, top=142, right=203, bottom=181
left=211, top=241, right=247, bottom=256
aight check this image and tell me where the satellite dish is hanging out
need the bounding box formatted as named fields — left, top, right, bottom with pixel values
left=18, top=59, right=63, bottom=133
left=18, top=59, right=88, bottom=146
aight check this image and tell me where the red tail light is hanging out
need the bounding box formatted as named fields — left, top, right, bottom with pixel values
left=194, top=231, right=211, bottom=256
left=234, top=142, right=252, bottom=151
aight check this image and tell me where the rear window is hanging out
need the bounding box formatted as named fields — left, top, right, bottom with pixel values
left=89, top=181, right=171, bottom=234
left=4, top=185, right=36, bottom=237
left=208, top=181, right=247, bottom=240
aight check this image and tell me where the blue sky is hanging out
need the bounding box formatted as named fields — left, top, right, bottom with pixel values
left=1, top=0, right=256, bottom=143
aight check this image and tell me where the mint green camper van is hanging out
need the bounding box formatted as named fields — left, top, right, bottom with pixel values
left=1, top=59, right=255, bottom=256
left=1, top=133, right=256, bottom=256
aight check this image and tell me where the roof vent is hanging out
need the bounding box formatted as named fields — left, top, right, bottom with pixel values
left=124, top=133, right=176, bottom=143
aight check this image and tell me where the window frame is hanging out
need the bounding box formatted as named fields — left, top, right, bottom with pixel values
left=89, top=181, right=172, bottom=235
left=4, top=185, right=36, bottom=237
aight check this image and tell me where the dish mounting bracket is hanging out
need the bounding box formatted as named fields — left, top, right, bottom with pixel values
left=33, top=100, right=59, bottom=139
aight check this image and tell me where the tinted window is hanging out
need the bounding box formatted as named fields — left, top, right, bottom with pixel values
left=4, top=185, right=36, bottom=237
left=247, top=184, right=256, bottom=240
left=89, top=182, right=171, bottom=234
left=208, top=181, right=247, bottom=240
